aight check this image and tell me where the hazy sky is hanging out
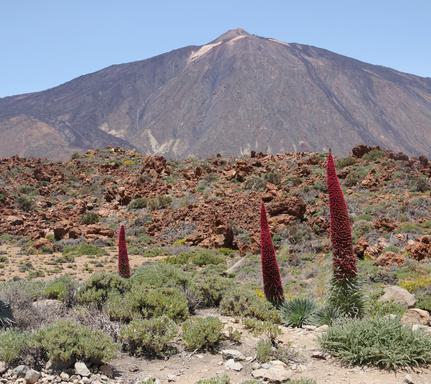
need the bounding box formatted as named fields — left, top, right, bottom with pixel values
left=1, top=0, right=430, bottom=97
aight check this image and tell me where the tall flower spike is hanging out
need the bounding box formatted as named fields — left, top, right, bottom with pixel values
left=118, top=224, right=131, bottom=278
left=326, top=151, right=363, bottom=317
left=326, top=151, right=357, bottom=279
left=260, top=202, right=284, bottom=306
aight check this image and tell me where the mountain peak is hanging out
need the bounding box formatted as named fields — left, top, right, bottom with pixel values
left=211, top=28, right=251, bottom=43
left=1, top=30, right=430, bottom=159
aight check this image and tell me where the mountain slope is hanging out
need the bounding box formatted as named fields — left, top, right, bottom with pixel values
left=1, top=28, right=431, bottom=159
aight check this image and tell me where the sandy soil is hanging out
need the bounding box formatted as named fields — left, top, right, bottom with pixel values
left=109, top=310, right=431, bottom=384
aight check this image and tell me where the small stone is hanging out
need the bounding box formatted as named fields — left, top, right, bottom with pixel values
left=24, top=369, right=41, bottom=384
left=167, top=374, right=177, bottom=382
left=311, top=350, right=327, bottom=360
left=412, top=324, right=431, bottom=335
left=224, top=359, right=243, bottom=371
left=129, top=365, right=139, bottom=372
left=99, top=365, right=114, bottom=379
left=0, top=361, right=7, bottom=374
left=74, top=362, right=90, bottom=377
left=378, top=286, right=416, bottom=308
left=220, top=349, right=246, bottom=361
left=404, top=374, right=414, bottom=384
left=401, top=308, right=431, bottom=326
left=59, top=372, right=69, bottom=380
left=7, top=215, right=24, bottom=226
left=303, top=325, right=317, bottom=331
left=252, top=360, right=292, bottom=383
left=14, top=365, right=29, bottom=378
left=315, top=324, right=329, bottom=333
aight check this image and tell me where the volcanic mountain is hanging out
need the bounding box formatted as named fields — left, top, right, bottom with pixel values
left=1, top=28, right=431, bottom=159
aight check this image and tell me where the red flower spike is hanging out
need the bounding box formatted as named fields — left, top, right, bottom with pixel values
left=260, top=202, right=284, bottom=305
left=326, top=152, right=357, bottom=280
left=118, top=224, right=131, bottom=278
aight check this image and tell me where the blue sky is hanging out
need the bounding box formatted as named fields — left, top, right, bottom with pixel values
left=1, top=0, right=430, bottom=97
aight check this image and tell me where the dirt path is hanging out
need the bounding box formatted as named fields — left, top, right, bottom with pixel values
left=110, top=311, right=431, bottom=384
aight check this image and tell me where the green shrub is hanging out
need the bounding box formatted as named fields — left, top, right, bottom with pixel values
left=63, top=243, right=105, bottom=258
left=0, top=330, right=29, bottom=364
left=166, top=248, right=226, bottom=267
left=18, top=185, right=37, bottom=195
left=244, top=176, right=267, bottom=191
left=190, top=270, right=234, bottom=308
left=365, top=299, right=406, bottom=318
left=396, top=222, right=424, bottom=235
left=412, top=177, right=430, bottom=192
left=195, top=375, right=230, bottom=384
left=416, top=295, right=431, bottom=312
left=220, top=287, right=280, bottom=322
left=77, top=272, right=130, bottom=306
left=336, top=157, right=357, bottom=169
left=352, top=220, right=373, bottom=241
left=131, top=264, right=190, bottom=289
left=120, top=316, right=177, bottom=356
left=344, top=167, right=369, bottom=187
left=80, top=212, right=100, bottom=224
left=226, top=326, right=241, bottom=344
left=383, top=245, right=400, bottom=253
left=182, top=317, right=223, bottom=351
left=43, top=276, right=76, bottom=302
left=280, top=298, right=316, bottom=328
left=190, top=249, right=226, bottom=267
left=107, top=287, right=189, bottom=323
left=255, top=338, right=299, bottom=365
left=242, top=318, right=281, bottom=340
left=319, top=317, right=431, bottom=369
left=34, top=320, right=117, bottom=364
left=16, top=195, right=33, bottom=211
left=362, top=149, right=385, bottom=161
left=256, top=339, right=272, bottom=363
left=146, top=195, right=172, bottom=210
left=313, top=306, right=341, bottom=326
left=129, top=198, right=147, bottom=210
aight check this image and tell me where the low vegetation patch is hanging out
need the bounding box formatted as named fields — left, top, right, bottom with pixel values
left=63, top=243, right=105, bottom=258
left=107, top=287, right=189, bottom=323
left=0, top=320, right=117, bottom=366
left=280, top=297, right=316, bottom=328
left=0, top=329, right=29, bottom=364
left=182, top=317, right=223, bottom=351
left=220, top=287, right=280, bottom=322
left=77, top=272, right=130, bottom=306
left=319, top=317, right=431, bottom=369
left=34, top=320, right=117, bottom=364
left=120, top=316, right=177, bottom=357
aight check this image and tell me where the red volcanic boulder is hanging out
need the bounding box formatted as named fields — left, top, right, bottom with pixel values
left=406, top=236, right=431, bottom=261
left=268, top=196, right=306, bottom=219
left=352, top=144, right=379, bottom=158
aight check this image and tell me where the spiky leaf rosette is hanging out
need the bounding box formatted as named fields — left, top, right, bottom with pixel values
left=118, top=224, right=131, bottom=278
left=0, top=299, right=15, bottom=328
left=326, top=152, right=363, bottom=317
left=260, top=202, right=284, bottom=306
